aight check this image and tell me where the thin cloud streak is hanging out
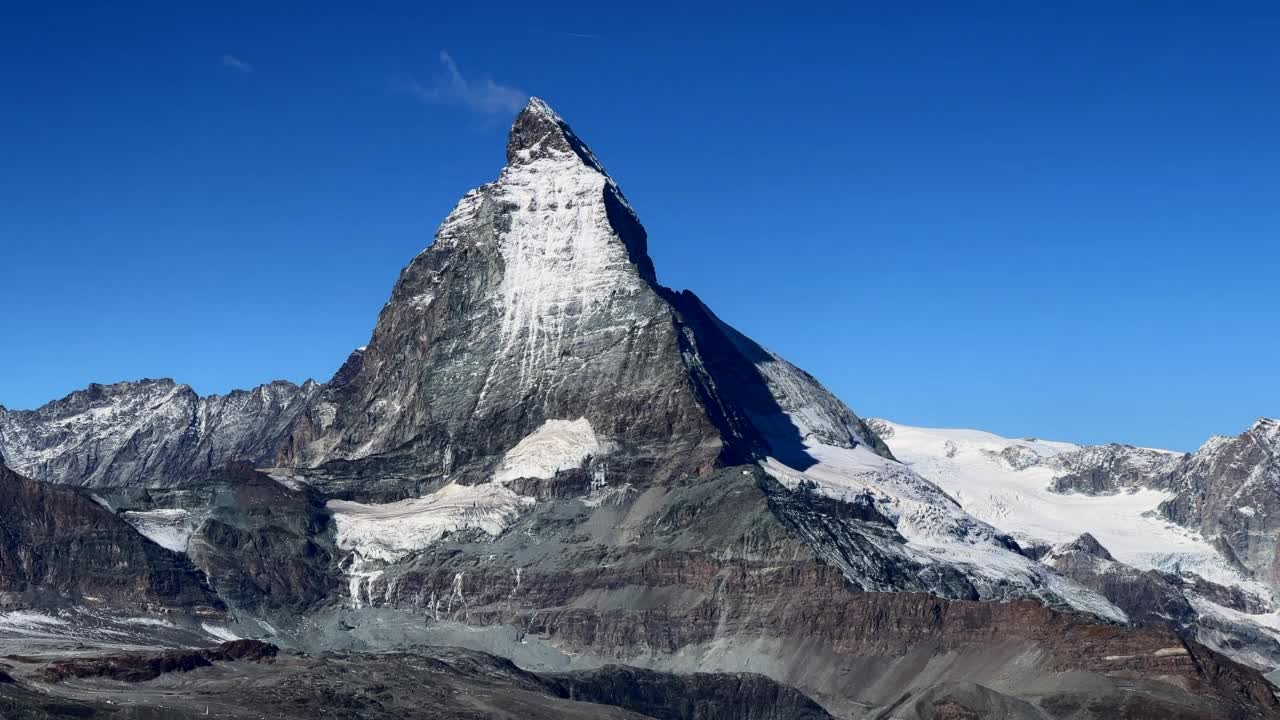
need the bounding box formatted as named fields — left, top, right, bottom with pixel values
left=220, top=54, right=253, bottom=73
left=402, top=51, right=525, bottom=115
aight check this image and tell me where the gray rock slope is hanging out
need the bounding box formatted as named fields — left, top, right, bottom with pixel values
left=0, top=379, right=319, bottom=489
left=1160, top=418, right=1280, bottom=586
left=1046, top=532, right=1280, bottom=670
left=0, top=464, right=223, bottom=612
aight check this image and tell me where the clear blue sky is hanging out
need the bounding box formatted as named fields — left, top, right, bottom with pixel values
left=2, top=2, right=1277, bottom=451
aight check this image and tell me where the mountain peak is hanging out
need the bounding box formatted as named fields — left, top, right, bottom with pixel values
left=506, top=97, right=607, bottom=174
left=1247, top=417, right=1280, bottom=450
left=522, top=96, right=562, bottom=122
left=1057, top=532, right=1115, bottom=561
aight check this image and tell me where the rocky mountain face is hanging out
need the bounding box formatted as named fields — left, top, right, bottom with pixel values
left=291, top=98, right=1131, bottom=626
left=0, top=379, right=319, bottom=489
left=0, top=464, right=222, bottom=613
left=1046, top=532, right=1280, bottom=669
left=322, top=464, right=1276, bottom=717
left=1028, top=418, right=1280, bottom=590
left=275, top=98, right=887, bottom=502
left=2, top=99, right=1279, bottom=719
left=185, top=463, right=339, bottom=614
left=1049, top=442, right=1185, bottom=494
left=1160, top=419, right=1280, bottom=582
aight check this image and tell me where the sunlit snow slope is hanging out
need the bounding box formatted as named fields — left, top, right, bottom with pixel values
left=873, top=420, right=1264, bottom=595
left=759, top=438, right=1127, bottom=622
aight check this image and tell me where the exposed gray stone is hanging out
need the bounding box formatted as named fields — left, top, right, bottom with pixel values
left=0, top=379, right=319, bottom=490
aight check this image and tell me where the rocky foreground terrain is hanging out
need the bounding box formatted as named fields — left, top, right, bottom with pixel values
left=2, top=99, right=1278, bottom=718
left=1, top=641, right=835, bottom=720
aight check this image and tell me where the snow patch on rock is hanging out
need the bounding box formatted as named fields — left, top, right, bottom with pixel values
left=120, top=508, right=197, bottom=553
left=328, top=482, right=535, bottom=607
left=1189, top=595, right=1280, bottom=668
left=327, top=418, right=602, bottom=607
left=493, top=418, right=603, bottom=483
left=121, top=617, right=177, bottom=628
left=467, top=134, right=653, bottom=393
left=329, top=483, right=533, bottom=564
left=201, top=623, right=241, bottom=642
left=0, top=610, right=68, bottom=635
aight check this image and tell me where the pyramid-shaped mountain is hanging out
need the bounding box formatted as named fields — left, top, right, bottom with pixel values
left=275, top=97, right=891, bottom=500
left=2, top=99, right=1278, bottom=720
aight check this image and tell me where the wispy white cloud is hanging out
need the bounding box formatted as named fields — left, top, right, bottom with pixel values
left=401, top=51, right=525, bottom=116
left=564, top=32, right=600, bottom=39
left=220, top=54, right=253, bottom=73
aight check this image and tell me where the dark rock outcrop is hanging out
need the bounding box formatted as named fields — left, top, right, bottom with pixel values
left=1047, top=535, right=1197, bottom=630
left=12, top=641, right=1267, bottom=720
left=1049, top=443, right=1184, bottom=495
left=1057, top=532, right=1115, bottom=562
left=186, top=463, right=339, bottom=613
left=546, top=664, right=834, bottom=720
left=1047, top=533, right=1280, bottom=670
left=875, top=682, right=1045, bottom=720
left=3, top=645, right=834, bottom=719
left=37, top=640, right=277, bottom=683
left=0, top=464, right=222, bottom=611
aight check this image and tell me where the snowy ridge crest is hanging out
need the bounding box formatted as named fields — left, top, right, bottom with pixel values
left=0, top=378, right=318, bottom=488
left=760, top=437, right=1128, bottom=622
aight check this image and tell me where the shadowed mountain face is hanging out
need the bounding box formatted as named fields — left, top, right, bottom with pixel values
left=0, top=464, right=223, bottom=612
left=185, top=463, right=339, bottom=614
left=1, top=99, right=1278, bottom=719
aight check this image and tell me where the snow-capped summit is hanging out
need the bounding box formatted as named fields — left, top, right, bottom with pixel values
left=275, top=96, right=696, bottom=486
left=506, top=97, right=608, bottom=173
left=1246, top=416, right=1280, bottom=446
left=274, top=97, right=896, bottom=504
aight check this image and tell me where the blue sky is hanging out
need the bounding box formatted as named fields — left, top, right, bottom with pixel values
left=2, top=2, right=1277, bottom=451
